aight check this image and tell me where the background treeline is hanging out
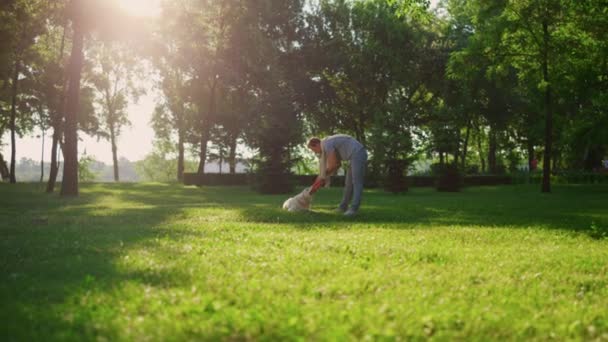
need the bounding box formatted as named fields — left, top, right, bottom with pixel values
left=1, top=0, right=606, bottom=195
left=11, top=156, right=248, bottom=182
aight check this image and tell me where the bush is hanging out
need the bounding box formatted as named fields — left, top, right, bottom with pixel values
left=464, top=175, right=512, bottom=186
left=408, top=176, right=436, bottom=187
left=436, top=163, right=462, bottom=192
left=384, top=159, right=408, bottom=193
left=78, top=153, right=97, bottom=182
left=466, top=165, right=480, bottom=175
left=253, top=171, right=294, bottom=194
left=358, top=161, right=380, bottom=189
left=515, top=170, right=608, bottom=185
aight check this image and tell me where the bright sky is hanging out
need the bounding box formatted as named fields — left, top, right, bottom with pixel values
left=1, top=0, right=441, bottom=164
left=118, top=0, right=162, bottom=18
left=1, top=94, right=158, bottom=164
left=1, top=0, right=161, bottom=164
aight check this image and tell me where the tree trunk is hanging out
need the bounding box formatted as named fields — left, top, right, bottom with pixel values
left=356, top=109, right=367, bottom=146
left=228, top=136, right=237, bottom=174
left=46, top=132, right=60, bottom=192
left=0, top=153, right=9, bottom=181
left=197, top=128, right=209, bottom=175
left=219, top=152, right=223, bottom=174
left=110, top=125, right=119, bottom=182
left=9, top=58, right=20, bottom=184
left=552, top=149, right=559, bottom=172
left=488, top=125, right=497, bottom=174
left=461, top=121, right=471, bottom=170
left=476, top=124, right=486, bottom=173
left=454, top=128, right=461, bottom=167
left=197, top=80, right=216, bottom=175
left=40, top=127, right=45, bottom=183
left=354, top=121, right=365, bottom=146
left=541, top=19, right=552, bottom=193
left=177, top=128, right=185, bottom=182
left=47, top=20, right=68, bottom=193
left=527, top=139, right=535, bottom=172
left=61, top=14, right=85, bottom=197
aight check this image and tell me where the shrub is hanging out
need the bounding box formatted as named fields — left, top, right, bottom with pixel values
left=384, top=159, right=408, bottom=193
left=466, top=165, right=480, bottom=175
left=253, top=169, right=294, bottom=194
left=436, top=163, right=462, bottom=192
left=78, top=153, right=97, bottom=182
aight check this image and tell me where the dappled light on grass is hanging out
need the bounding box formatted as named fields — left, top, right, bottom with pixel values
left=1, top=183, right=607, bottom=340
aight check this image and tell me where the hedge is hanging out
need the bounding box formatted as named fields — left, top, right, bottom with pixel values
left=183, top=173, right=515, bottom=188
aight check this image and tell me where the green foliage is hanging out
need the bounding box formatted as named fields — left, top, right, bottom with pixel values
left=134, top=140, right=197, bottom=182
left=444, top=0, right=608, bottom=183
left=1, top=183, right=608, bottom=340
left=0, top=0, right=55, bottom=142
left=135, top=151, right=178, bottom=182
left=87, top=40, right=145, bottom=181
left=4, top=0, right=607, bottom=192
left=77, top=151, right=97, bottom=182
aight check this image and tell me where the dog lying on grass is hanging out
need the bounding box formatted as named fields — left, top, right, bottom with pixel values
left=282, top=187, right=313, bottom=212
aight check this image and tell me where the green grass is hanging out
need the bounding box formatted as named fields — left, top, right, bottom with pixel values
left=1, top=183, right=607, bottom=341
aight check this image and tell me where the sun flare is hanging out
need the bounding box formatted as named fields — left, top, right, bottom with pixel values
left=116, top=0, right=161, bottom=18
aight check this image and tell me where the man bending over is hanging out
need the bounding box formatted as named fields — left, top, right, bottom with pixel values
left=308, top=134, right=368, bottom=216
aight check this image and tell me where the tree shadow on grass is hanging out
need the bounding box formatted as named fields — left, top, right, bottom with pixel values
left=88, top=182, right=608, bottom=235
left=233, top=184, right=608, bottom=235
left=1, top=182, right=606, bottom=340
left=0, top=183, right=214, bottom=340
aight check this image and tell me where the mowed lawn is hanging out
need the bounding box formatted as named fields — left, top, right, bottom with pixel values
left=1, top=183, right=607, bottom=341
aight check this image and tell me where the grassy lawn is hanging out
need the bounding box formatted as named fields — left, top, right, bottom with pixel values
left=1, top=183, right=607, bottom=341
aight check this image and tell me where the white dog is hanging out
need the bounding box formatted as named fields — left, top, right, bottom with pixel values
left=282, top=187, right=313, bottom=212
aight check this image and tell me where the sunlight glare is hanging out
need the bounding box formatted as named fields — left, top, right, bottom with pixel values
left=117, top=0, right=161, bottom=18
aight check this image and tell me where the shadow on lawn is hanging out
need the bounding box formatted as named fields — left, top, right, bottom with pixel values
left=0, top=183, right=209, bottom=340
left=234, top=185, right=608, bottom=233
left=0, top=183, right=606, bottom=339
left=89, top=182, right=608, bottom=234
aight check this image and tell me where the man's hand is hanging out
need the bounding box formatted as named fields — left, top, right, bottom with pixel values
left=310, top=177, right=325, bottom=194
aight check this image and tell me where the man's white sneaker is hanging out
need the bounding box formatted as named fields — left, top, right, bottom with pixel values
left=343, top=209, right=357, bottom=217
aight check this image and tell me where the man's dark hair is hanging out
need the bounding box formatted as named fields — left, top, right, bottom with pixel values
left=307, top=137, right=321, bottom=148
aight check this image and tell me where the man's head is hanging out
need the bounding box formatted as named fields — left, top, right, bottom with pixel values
left=307, top=137, right=322, bottom=154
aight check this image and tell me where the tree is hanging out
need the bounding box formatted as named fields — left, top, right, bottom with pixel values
left=60, top=0, right=86, bottom=196
left=24, top=16, right=69, bottom=188
left=499, top=0, right=562, bottom=191
left=213, top=82, right=252, bottom=174
left=90, top=41, right=143, bottom=182
left=301, top=0, right=436, bottom=183
left=150, top=16, right=195, bottom=182
left=43, top=8, right=70, bottom=193
left=245, top=0, right=307, bottom=194
left=60, top=0, right=146, bottom=195
left=446, top=0, right=606, bottom=189
left=161, top=0, right=231, bottom=177
left=558, top=1, right=608, bottom=171
left=1, top=0, right=48, bottom=183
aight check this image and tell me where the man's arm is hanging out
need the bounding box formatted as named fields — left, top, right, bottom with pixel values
left=325, top=151, right=340, bottom=176
left=310, top=151, right=340, bottom=194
